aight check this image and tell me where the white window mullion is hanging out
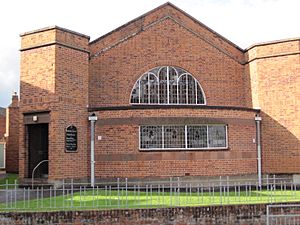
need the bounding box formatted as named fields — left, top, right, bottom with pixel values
left=158, top=74, right=160, bottom=104
left=225, top=125, right=228, bottom=148
left=186, top=75, right=188, bottom=103
left=185, top=125, right=188, bottom=149
left=148, top=73, right=150, bottom=104
left=167, top=66, right=170, bottom=104
left=206, top=125, right=209, bottom=148
left=176, top=68, right=179, bottom=104
left=177, top=78, right=179, bottom=104
left=195, top=79, right=197, bottom=104
left=162, top=126, right=164, bottom=149
left=138, top=80, right=141, bottom=104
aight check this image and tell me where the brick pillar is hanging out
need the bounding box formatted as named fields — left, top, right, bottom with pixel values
left=6, top=92, right=19, bottom=173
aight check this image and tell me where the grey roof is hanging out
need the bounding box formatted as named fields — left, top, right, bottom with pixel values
left=0, top=107, right=6, bottom=117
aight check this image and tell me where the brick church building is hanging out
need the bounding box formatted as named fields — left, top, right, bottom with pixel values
left=7, top=2, right=299, bottom=182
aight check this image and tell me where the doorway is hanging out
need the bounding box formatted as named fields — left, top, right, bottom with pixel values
left=27, top=123, right=48, bottom=178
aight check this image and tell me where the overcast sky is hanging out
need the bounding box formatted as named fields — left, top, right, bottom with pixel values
left=0, top=0, right=299, bottom=107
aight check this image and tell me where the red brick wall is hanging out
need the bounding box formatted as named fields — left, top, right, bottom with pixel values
left=90, top=4, right=244, bottom=63
left=6, top=96, right=19, bottom=173
left=246, top=39, right=300, bottom=174
left=0, top=113, right=5, bottom=140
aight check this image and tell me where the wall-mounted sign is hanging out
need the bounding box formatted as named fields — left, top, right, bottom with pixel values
left=65, top=125, right=77, bottom=152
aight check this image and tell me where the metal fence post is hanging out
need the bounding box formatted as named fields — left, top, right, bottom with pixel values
left=41, top=187, right=44, bottom=209
left=50, top=186, right=52, bottom=209
left=266, top=205, right=269, bottom=225
left=62, top=179, right=65, bottom=209
left=14, top=179, right=17, bottom=208
left=125, top=178, right=128, bottom=208
left=219, top=176, right=222, bottom=205
left=170, top=177, right=172, bottom=207
left=177, top=177, right=180, bottom=206
left=23, top=187, right=26, bottom=210
left=71, top=178, right=74, bottom=208
left=5, top=179, right=8, bottom=209
left=117, top=178, right=120, bottom=208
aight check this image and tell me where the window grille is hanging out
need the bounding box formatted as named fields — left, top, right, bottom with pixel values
left=131, top=66, right=206, bottom=105
left=140, top=125, right=227, bottom=150
left=140, top=126, right=163, bottom=149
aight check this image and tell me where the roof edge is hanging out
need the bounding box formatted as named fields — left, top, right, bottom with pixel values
left=20, top=25, right=90, bottom=39
left=90, top=2, right=244, bottom=52
left=90, top=2, right=171, bottom=45
left=245, top=37, right=300, bottom=51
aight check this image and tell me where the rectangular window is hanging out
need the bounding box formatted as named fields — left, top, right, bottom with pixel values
left=140, top=125, right=228, bottom=150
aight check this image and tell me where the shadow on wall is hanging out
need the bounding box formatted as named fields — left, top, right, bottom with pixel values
left=17, top=81, right=90, bottom=180
left=261, top=112, right=300, bottom=174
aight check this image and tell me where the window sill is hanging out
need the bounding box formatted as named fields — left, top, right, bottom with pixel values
left=139, top=147, right=230, bottom=152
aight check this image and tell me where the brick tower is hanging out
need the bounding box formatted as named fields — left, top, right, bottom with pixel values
left=19, top=26, right=90, bottom=180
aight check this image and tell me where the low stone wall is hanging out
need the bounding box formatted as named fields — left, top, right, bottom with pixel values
left=0, top=204, right=267, bottom=225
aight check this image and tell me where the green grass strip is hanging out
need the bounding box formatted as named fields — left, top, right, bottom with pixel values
left=1, top=188, right=299, bottom=212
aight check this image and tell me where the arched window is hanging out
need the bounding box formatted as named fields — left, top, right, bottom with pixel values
left=130, top=66, right=206, bottom=105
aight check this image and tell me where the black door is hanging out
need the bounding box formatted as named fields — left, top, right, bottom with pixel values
left=28, top=124, right=48, bottom=178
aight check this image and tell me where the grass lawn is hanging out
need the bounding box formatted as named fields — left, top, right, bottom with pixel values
left=1, top=188, right=300, bottom=212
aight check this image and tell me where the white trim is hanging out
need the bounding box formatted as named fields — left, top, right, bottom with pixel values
left=138, top=80, right=141, bottom=104
left=206, top=125, right=209, bottom=148
left=184, top=125, right=188, bottom=148
left=131, top=103, right=205, bottom=106
left=162, top=126, right=164, bottom=149
left=140, top=147, right=228, bottom=151
left=167, top=66, right=170, bottom=104
left=225, top=125, right=229, bottom=149
left=195, top=78, right=198, bottom=104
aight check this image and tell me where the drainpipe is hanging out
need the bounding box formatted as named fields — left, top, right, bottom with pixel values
left=88, top=113, right=98, bottom=187
left=255, top=114, right=262, bottom=187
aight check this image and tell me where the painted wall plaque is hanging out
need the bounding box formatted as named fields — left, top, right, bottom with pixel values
left=65, top=125, right=77, bottom=152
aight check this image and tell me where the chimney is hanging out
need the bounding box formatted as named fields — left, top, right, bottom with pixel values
left=11, top=92, right=19, bottom=107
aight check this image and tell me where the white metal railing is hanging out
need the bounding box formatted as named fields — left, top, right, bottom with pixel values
left=0, top=175, right=299, bottom=212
